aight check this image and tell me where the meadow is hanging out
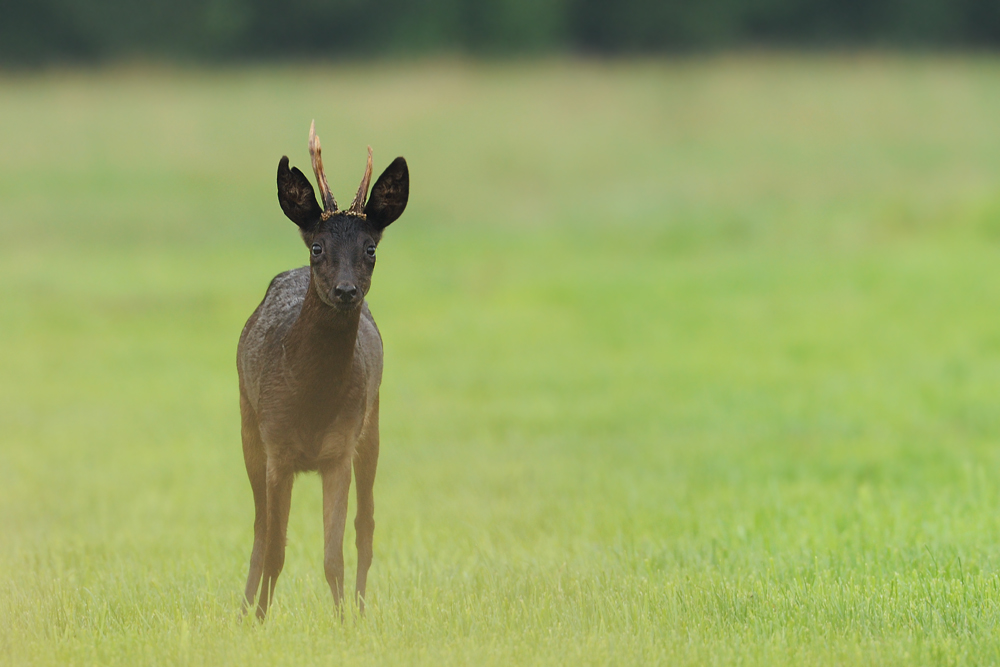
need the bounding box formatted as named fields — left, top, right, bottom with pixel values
left=3, top=56, right=1000, bottom=665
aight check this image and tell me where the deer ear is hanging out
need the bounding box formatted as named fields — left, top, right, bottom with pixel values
left=365, top=157, right=409, bottom=229
left=277, top=156, right=322, bottom=230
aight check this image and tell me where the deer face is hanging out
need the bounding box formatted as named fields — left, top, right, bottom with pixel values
left=275, top=126, right=408, bottom=311
left=303, top=215, right=380, bottom=309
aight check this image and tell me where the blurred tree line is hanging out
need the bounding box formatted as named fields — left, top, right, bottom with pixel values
left=3, top=0, right=1000, bottom=63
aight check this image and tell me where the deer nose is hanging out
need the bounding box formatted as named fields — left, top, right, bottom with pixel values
left=334, top=283, right=358, bottom=302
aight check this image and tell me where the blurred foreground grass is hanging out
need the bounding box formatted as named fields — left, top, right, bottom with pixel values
left=3, top=56, right=1000, bottom=664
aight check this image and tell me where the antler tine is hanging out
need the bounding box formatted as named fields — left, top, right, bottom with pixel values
left=308, top=120, right=337, bottom=215
left=348, top=145, right=373, bottom=214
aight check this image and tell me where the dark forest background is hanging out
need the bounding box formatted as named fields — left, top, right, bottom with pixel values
left=4, top=0, right=1000, bottom=63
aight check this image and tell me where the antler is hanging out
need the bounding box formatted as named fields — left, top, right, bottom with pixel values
left=308, top=120, right=337, bottom=216
left=348, top=146, right=373, bottom=215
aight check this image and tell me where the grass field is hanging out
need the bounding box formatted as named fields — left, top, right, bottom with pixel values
left=3, top=56, right=1000, bottom=665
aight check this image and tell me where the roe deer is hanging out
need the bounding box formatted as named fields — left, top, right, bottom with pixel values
left=237, top=122, right=408, bottom=619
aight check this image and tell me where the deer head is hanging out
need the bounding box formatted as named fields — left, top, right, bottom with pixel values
left=276, top=121, right=409, bottom=310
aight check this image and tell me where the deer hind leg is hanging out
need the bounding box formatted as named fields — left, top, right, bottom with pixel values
left=240, top=394, right=267, bottom=615
left=353, top=399, right=379, bottom=614
left=257, top=458, right=293, bottom=620
left=321, top=456, right=353, bottom=611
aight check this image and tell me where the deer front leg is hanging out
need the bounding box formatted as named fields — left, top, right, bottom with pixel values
left=321, top=457, right=353, bottom=610
left=256, top=459, right=293, bottom=620
left=354, top=403, right=379, bottom=614
left=240, top=395, right=267, bottom=615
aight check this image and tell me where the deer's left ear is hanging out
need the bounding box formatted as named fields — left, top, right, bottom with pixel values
left=365, top=157, right=409, bottom=230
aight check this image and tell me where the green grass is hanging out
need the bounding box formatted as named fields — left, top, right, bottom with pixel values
left=4, top=55, right=1000, bottom=665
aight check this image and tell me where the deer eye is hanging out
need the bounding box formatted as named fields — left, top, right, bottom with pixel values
left=311, top=243, right=322, bottom=256
left=366, top=245, right=376, bottom=257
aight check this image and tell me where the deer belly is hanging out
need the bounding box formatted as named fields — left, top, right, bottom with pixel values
left=259, top=401, right=366, bottom=471
left=292, top=425, right=359, bottom=471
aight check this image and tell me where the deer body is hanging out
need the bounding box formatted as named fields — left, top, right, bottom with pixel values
left=238, top=123, right=408, bottom=619
left=239, top=268, right=381, bottom=469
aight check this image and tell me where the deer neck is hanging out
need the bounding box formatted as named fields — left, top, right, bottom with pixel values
left=283, top=275, right=361, bottom=402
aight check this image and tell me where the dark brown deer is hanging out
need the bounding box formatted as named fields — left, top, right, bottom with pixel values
left=237, top=122, right=408, bottom=619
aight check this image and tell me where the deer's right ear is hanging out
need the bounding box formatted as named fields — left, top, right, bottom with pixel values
left=277, top=156, right=322, bottom=230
